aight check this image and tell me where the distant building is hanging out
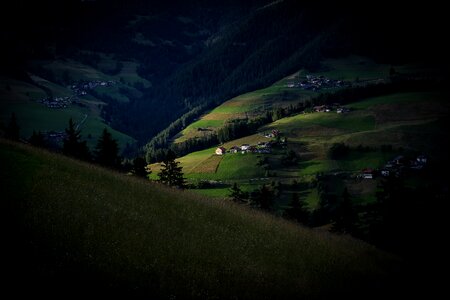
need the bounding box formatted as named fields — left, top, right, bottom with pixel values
left=215, top=147, right=226, bottom=155
left=361, top=168, right=374, bottom=179
left=336, top=107, right=350, bottom=114
left=240, top=144, right=250, bottom=151
left=257, top=142, right=270, bottom=148
left=417, top=155, right=427, bottom=164
left=314, top=105, right=325, bottom=112
left=229, top=146, right=240, bottom=153
left=392, top=155, right=405, bottom=165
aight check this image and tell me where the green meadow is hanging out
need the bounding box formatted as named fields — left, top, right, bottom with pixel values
left=0, top=54, right=146, bottom=150
left=171, top=89, right=448, bottom=201
left=1, top=140, right=401, bottom=298
left=173, top=55, right=412, bottom=143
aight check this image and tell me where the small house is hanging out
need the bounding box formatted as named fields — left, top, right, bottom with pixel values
left=215, top=147, right=226, bottom=155
left=248, top=145, right=257, bottom=153
left=417, top=155, right=427, bottom=164
left=272, top=129, right=280, bottom=137
left=337, top=107, right=350, bottom=113
left=314, top=105, right=326, bottom=112
left=361, top=168, right=374, bottom=179
left=229, top=146, right=240, bottom=153
left=241, top=144, right=250, bottom=151
left=392, top=155, right=405, bottom=165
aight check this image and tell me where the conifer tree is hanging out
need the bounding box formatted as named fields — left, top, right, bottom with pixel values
left=5, top=113, right=20, bottom=141
left=133, top=156, right=149, bottom=177
left=157, top=150, right=186, bottom=188
left=332, top=188, right=357, bottom=233
left=63, top=118, right=91, bottom=161
left=29, top=131, right=46, bottom=148
left=250, top=184, right=274, bottom=210
left=95, top=128, right=120, bottom=168
left=229, top=182, right=247, bottom=203
left=284, top=193, right=310, bottom=225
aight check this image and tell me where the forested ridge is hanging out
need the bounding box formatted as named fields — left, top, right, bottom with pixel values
left=2, top=0, right=447, bottom=146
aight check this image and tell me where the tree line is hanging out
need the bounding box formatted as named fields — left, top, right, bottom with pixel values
left=227, top=166, right=447, bottom=255
left=1, top=113, right=188, bottom=189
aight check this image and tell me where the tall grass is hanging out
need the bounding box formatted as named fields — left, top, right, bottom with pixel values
left=1, top=140, right=402, bottom=298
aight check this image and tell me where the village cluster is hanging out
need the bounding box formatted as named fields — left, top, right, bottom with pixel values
left=69, top=80, right=117, bottom=96
left=39, top=130, right=67, bottom=144
left=37, top=96, right=73, bottom=108
left=36, top=80, right=116, bottom=108
left=312, top=104, right=351, bottom=113
left=286, top=75, right=350, bottom=91
left=360, top=154, right=428, bottom=179
left=215, top=130, right=282, bottom=155
left=215, top=142, right=272, bottom=155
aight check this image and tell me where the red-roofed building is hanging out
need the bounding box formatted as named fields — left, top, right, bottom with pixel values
left=361, top=168, right=374, bottom=179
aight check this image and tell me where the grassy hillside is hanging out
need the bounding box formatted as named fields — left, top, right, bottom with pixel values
left=164, top=89, right=448, bottom=207
left=0, top=54, right=145, bottom=150
left=173, top=56, right=400, bottom=143
left=1, top=139, right=404, bottom=298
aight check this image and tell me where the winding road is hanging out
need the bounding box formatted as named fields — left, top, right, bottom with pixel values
left=76, top=113, right=88, bottom=131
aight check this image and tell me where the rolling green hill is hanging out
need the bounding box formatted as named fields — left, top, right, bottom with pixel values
left=162, top=86, right=449, bottom=208
left=0, top=54, right=145, bottom=150
left=0, top=139, right=403, bottom=298
left=173, top=56, right=391, bottom=143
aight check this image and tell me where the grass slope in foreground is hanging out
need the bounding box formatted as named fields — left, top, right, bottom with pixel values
left=1, top=140, right=402, bottom=299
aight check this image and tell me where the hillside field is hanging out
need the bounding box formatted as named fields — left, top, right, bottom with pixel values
left=162, top=90, right=449, bottom=208
left=0, top=53, right=149, bottom=150
left=1, top=140, right=403, bottom=298
left=173, top=56, right=418, bottom=143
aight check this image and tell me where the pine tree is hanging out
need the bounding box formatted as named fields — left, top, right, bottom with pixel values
left=29, top=131, right=46, bottom=148
left=229, top=182, right=248, bottom=203
left=95, top=128, right=121, bottom=168
left=63, top=118, right=91, bottom=161
left=284, top=193, right=310, bottom=225
left=5, top=113, right=20, bottom=141
left=157, top=150, right=186, bottom=188
left=332, top=188, right=357, bottom=233
left=133, top=157, right=149, bottom=177
left=250, top=185, right=274, bottom=210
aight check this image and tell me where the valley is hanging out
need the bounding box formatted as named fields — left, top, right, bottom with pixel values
left=151, top=58, right=448, bottom=216
left=1, top=139, right=403, bottom=298
left=1, top=1, right=448, bottom=297
left=0, top=55, right=145, bottom=150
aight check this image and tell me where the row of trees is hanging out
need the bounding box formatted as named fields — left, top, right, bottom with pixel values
left=2, top=113, right=188, bottom=188
left=2, top=113, right=124, bottom=171
left=62, top=118, right=121, bottom=169
left=227, top=173, right=432, bottom=250
left=229, top=182, right=310, bottom=225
